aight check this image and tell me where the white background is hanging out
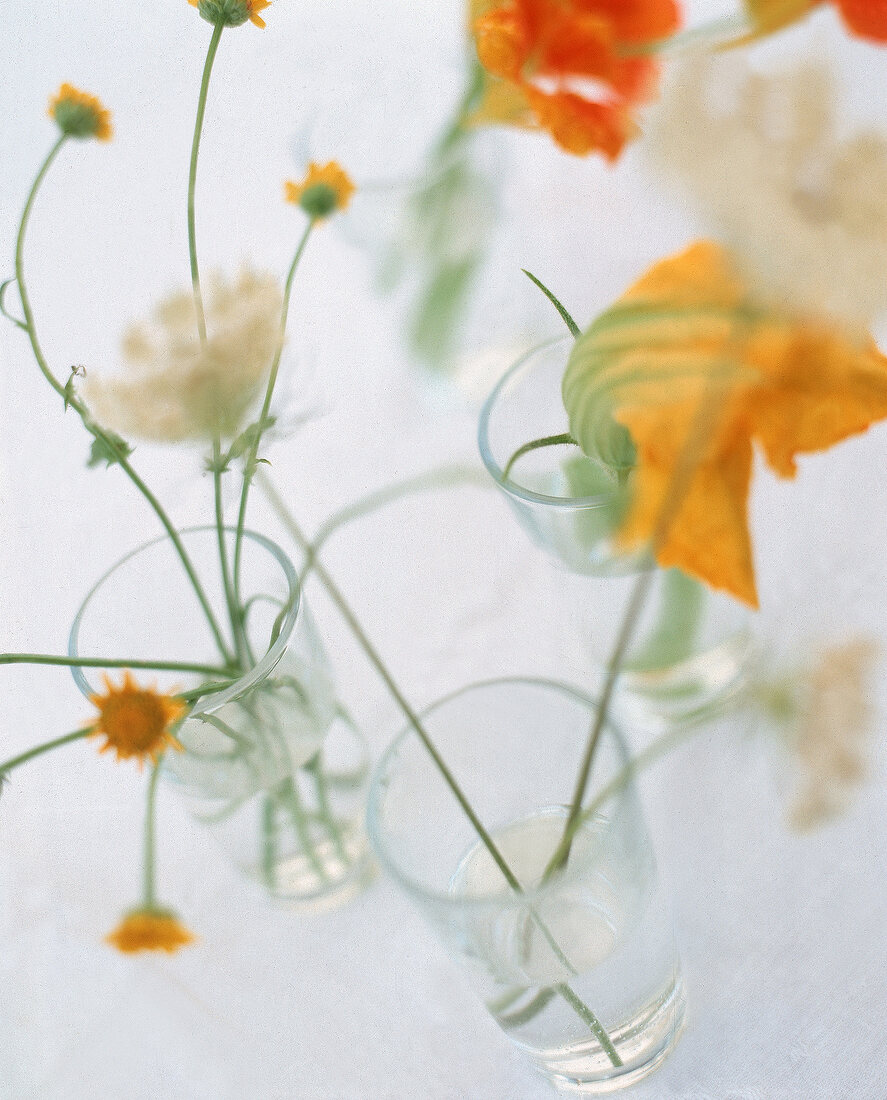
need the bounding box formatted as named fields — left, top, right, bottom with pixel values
left=1, top=2, right=886, bottom=1097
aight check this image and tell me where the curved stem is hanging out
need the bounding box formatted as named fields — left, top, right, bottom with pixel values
left=0, top=653, right=234, bottom=677
left=232, top=219, right=314, bottom=602
left=502, top=433, right=578, bottom=482
left=13, top=139, right=234, bottom=666
left=0, top=729, right=90, bottom=777
left=304, top=465, right=488, bottom=577
left=188, top=21, right=224, bottom=343
left=143, top=757, right=163, bottom=910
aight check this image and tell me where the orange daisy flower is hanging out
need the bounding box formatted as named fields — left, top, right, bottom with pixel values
left=48, top=84, right=112, bottom=142
left=106, top=909, right=196, bottom=954
left=472, top=0, right=681, bottom=159
left=87, top=672, right=187, bottom=765
left=187, top=0, right=271, bottom=29
left=284, top=161, right=355, bottom=220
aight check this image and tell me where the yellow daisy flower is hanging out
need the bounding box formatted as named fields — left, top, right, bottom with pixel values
left=284, top=162, right=355, bottom=221
left=88, top=672, right=187, bottom=765
left=48, top=84, right=112, bottom=142
left=188, top=0, right=271, bottom=29
left=106, top=909, right=197, bottom=954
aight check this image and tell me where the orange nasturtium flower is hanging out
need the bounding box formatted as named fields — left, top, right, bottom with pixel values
left=738, top=0, right=887, bottom=44
left=284, top=162, right=355, bottom=220
left=562, top=241, right=887, bottom=607
left=188, top=0, right=271, bottom=29
left=48, top=84, right=112, bottom=141
left=106, top=909, right=196, bottom=954
left=87, top=673, right=187, bottom=765
left=471, top=0, right=682, bottom=159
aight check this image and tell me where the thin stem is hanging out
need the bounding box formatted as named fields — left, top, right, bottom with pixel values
left=143, top=757, right=163, bottom=910
left=232, top=219, right=314, bottom=603
left=257, top=473, right=621, bottom=1065
left=282, top=778, right=330, bottom=883
left=0, top=653, right=234, bottom=677
left=0, top=729, right=89, bottom=776
left=212, top=436, right=246, bottom=664
left=306, top=753, right=349, bottom=865
left=545, top=373, right=738, bottom=879
left=188, top=20, right=224, bottom=343
left=13, top=139, right=234, bottom=666
left=303, top=465, right=488, bottom=578
left=502, top=433, right=578, bottom=482
left=262, top=795, right=278, bottom=891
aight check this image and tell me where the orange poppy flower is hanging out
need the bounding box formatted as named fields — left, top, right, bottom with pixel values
left=472, top=0, right=681, bottom=159
left=563, top=241, right=887, bottom=606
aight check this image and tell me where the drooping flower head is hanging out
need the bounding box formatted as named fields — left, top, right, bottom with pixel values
left=48, top=84, right=112, bottom=142
left=284, top=162, right=355, bottom=220
left=88, top=673, right=187, bottom=765
left=562, top=241, right=887, bottom=606
left=471, top=0, right=682, bottom=159
left=84, top=269, right=283, bottom=443
left=736, top=0, right=887, bottom=44
left=188, top=0, right=271, bottom=28
left=106, top=909, right=196, bottom=954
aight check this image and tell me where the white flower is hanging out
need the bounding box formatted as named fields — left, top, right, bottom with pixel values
left=85, top=269, right=283, bottom=442
left=648, top=56, right=887, bottom=332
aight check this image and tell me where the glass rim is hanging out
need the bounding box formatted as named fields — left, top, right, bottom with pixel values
left=366, top=675, right=633, bottom=912
left=477, top=335, right=615, bottom=513
left=67, top=525, right=301, bottom=714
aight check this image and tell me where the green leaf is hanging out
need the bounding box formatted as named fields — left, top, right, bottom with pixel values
left=562, top=321, right=638, bottom=474
left=522, top=270, right=581, bottom=339
left=87, top=431, right=133, bottom=469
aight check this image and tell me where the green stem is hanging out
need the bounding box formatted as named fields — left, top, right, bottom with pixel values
left=0, top=653, right=234, bottom=677
left=282, top=778, right=329, bottom=883
left=257, top=473, right=620, bottom=1065
left=232, top=219, right=314, bottom=604
left=545, top=374, right=738, bottom=880
left=188, top=20, right=224, bottom=344
left=262, top=795, right=278, bottom=890
left=212, top=436, right=247, bottom=665
left=143, top=757, right=163, bottom=910
left=0, top=729, right=89, bottom=776
left=306, top=754, right=349, bottom=865
left=303, top=465, right=488, bottom=578
left=13, top=139, right=234, bottom=667
left=502, top=433, right=578, bottom=482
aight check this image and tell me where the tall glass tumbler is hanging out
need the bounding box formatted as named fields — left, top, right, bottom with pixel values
left=367, top=678, right=685, bottom=1094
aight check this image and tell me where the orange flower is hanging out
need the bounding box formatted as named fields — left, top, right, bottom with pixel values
left=88, top=673, right=187, bottom=765
left=284, top=161, right=355, bottom=220
left=48, top=84, right=112, bottom=141
left=472, top=0, right=681, bottom=159
left=187, top=0, right=271, bottom=29
left=736, top=0, right=887, bottom=44
left=106, top=909, right=196, bottom=954
left=563, top=241, right=887, bottom=606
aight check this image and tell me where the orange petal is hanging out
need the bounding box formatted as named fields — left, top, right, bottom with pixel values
left=835, top=0, right=887, bottom=41
left=525, top=86, right=636, bottom=159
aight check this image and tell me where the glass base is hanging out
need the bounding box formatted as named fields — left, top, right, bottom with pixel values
left=536, top=977, right=686, bottom=1095
left=615, top=631, right=759, bottom=727
left=260, top=825, right=376, bottom=914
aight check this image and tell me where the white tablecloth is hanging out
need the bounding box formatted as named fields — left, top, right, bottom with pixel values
left=2, top=3, right=886, bottom=1097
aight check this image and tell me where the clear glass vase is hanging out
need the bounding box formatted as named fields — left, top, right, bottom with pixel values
left=68, top=526, right=373, bottom=911
left=367, top=677, right=685, bottom=1094
left=478, top=338, right=757, bottom=724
